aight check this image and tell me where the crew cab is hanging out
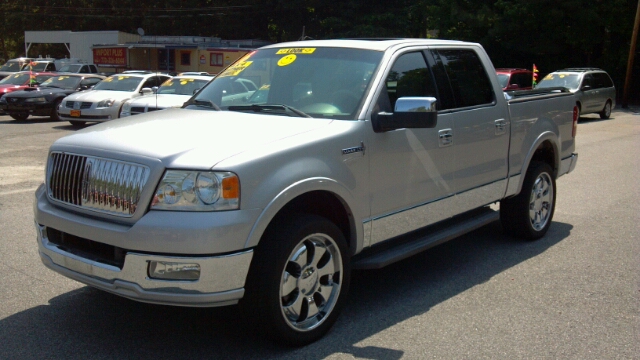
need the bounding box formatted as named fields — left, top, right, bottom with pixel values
left=34, top=39, right=578, bottom=346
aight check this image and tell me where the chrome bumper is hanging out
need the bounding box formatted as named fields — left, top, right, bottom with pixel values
left=36, top=222, right=253, bottom=307
left=559, top=153, right=578, bottom=176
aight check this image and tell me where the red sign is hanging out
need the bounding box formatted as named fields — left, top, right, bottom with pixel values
left=93, top=48, right=127, bottom=66
left=199, top=55, right=206, bottom=64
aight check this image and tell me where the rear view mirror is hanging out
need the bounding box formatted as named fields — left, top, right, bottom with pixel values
left=140, top=87, right=153, bottom=95
left=373, top=97, right=438, bottom=132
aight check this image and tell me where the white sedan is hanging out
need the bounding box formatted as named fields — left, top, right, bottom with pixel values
left=119, top=75, right=213, bottom=117
left=58, top=72, right=171, bottom=126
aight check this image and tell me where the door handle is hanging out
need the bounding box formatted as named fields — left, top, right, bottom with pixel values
left=438, top=129, right=453, bottom=147
left=494, top=119, right=507, bottom=135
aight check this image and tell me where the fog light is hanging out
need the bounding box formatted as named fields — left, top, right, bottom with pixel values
left=148, top=261, right=201, bottom=281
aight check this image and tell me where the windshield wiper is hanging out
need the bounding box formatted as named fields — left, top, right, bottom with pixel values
left=190, top=99, right=221, bottom=110
left=227, top=104, right=311, bottom=118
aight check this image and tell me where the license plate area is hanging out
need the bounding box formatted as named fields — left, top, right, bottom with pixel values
left=70, top=110, right=81, bottom=117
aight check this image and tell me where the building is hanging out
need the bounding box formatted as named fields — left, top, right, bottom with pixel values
left=24, top=31, right=270, bottom=74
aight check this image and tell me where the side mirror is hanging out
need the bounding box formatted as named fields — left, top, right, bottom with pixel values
left=373, top=97, right=438, bottom=132
left=140, top=87, right=153, bottom=95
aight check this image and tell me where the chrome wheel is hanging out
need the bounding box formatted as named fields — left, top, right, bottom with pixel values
left=529, top=172, right=554, bottom=231
left=280, top=233, right=343, bottom=332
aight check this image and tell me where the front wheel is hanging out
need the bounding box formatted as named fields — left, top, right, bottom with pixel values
left=243, top=214, right=351, bottom=346
left=9, top=112, right=29, bottom=121
left=599, top=101, right=612, bottom=119
left=50, top=98, right=63, bottom=121
left=500, top=162, right=556, bottom=240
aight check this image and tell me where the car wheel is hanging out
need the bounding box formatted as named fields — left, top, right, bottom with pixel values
left=243, top=214, right=351, bottom=346
left=9, top=112, right=29, bottom=121
left=575, top=103, right=581, bottom=120
left=599, top=101, right=612, bottom=119
left=50, top=98, right=63, bottom=121
left=69, top=121, right=86, bottom=128
left=500, top=161, right=556, bottom=240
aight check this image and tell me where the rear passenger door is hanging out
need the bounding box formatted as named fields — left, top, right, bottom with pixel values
left=427, top=48, right=510, bottom=212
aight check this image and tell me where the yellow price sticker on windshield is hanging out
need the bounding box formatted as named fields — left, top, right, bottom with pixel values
left=276, top=48, right=316, bottom=54
left=218, top=61, right=253, bottom=77
left=278, top=55, right=297, bottom=66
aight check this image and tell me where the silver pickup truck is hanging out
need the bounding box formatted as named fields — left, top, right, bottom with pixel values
left=34, top=39, right=578, bottom=345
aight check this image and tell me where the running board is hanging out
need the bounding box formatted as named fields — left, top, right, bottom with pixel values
left=353, top=207, right=499, bottom=269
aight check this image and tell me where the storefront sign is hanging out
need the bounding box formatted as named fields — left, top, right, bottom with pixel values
left=93, top=48, right=127, bottom=66
left=200, top=55, right=206, bottom=64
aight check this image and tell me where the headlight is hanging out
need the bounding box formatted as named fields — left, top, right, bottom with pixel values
left=25, top=97, right=46, bottom=103
left=151, top=170, right=239, bottom=211
left=97, top=98, right=116, bottom=108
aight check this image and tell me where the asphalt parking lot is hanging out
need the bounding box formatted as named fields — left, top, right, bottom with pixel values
left=0, top=109, right=638, bottom=359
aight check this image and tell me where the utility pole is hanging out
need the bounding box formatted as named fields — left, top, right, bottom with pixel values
left=622, top=0, right=640, bottom=108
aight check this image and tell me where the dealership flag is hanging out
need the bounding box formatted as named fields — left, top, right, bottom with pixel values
left=533, top=64, right=539, bottom=87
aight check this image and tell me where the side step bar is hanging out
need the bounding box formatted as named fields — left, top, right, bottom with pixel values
left=353, top=207, right=500, bottom=269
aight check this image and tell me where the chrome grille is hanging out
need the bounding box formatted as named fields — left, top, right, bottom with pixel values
left=47, top=152, right=150, bottom=217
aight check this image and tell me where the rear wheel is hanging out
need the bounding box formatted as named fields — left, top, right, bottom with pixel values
left=243, top=214, right=350, bottom=346
left=9, top=112, right=29, bottom=121
left=50, top=98, right=63, bottom=121
left=599, top=101, right=612, bottom=119
left=69, top=121, right=86, bottom=128
left=500, top=161, right=556, bottom=240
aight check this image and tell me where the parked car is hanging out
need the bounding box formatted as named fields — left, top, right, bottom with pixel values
left=35, top=38, right=579, bottom=346
left=496, top=68, right=533, bottom=91
left=0, top=71, right=58, bottom=115
left=0, top=57, right=35, bottom=80
left=56, top=63, right=99, bottom=74
left=57, top=72, right=171, bottom=126
left=536, top=67, right=616, bottom=119
left=21, top=59, right=57, bottom=72
left=120, top=74, right=213, bottom=117
left=0, top=73, right=105, bottom=121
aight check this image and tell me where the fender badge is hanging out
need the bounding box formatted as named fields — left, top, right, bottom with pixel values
left=342, top=142, right=365, bottom=155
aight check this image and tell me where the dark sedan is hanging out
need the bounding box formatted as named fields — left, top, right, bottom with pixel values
left=0, top=73, right=105, bottom=121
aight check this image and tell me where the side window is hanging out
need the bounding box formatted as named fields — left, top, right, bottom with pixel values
left=79, top=65, right=88, bottom=73
left=378, top=51, right=437, bottom=112
left=89, top=65, right=97, bottom=73
left=432, top=49, right=495, bottom=108
left=141, top=77, right=158, bottom=89
left=47, top=63, right=55, bottom=71
left=581, top=74, right=593, bottom=89
left=515, top=73, right=532, bottom=88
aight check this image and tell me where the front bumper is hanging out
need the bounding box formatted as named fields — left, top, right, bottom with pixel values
left=36, top=222, right=253, bottom=307
left=58, top=106, right=118, bottom=122
left=4, top=102, right=53, bottom=115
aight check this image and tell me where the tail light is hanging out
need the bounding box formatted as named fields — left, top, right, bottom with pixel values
left=572, top=106, right=579, bottom=138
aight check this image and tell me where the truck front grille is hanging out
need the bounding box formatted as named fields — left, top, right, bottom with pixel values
left=47, top=152, right=150, bottom=217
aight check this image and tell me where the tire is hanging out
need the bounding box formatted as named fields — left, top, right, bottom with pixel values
left=9, top=112, right=29, bottom=121
left=50, top=98, right=63, bottom=121
left=599, top=101, right=612, bottom=119
left=69, top=121, right=86, bottom=128
left=242, top=214, right=351, bottom=346
left=500, top=161, right=556, bottom=240
left=575, top=104, right=581, bottom=120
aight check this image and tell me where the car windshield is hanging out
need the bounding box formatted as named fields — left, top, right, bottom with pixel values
left=157, top=78, right=210, bottom=95
left=0, top=61, right=22, bottom=72
left=58, top=64, right=82, bottom=72
left=189, top=47, right=382, bottom=119
left=41, top=75, right=82, bottom=89
left=93, top=75, right=142, bottom=91
left=22, top=63, right=50, bottom=72
left=0, top=72, right=51, bottom=85
left=496, top=74, right=509, bottom=88
left=536, top=73, right=581, bottom=90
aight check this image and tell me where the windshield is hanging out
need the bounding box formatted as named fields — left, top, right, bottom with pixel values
left=0, top=61, right=22, bottom=72
left=189, top=47, right=382, bottom=119
left=536, top=73, right=581, bottom=90
left=41, top=75, right=82, bottom=89
left=22, top=62, right=50, bottom=72
left=496, top=74, right=509, bottom=88
left=157, top=78, right=210, bottom=95
left=0, top=72, right=52, bottom=85
left=93, top=75, right=142, bottom=91
left=58, top=64, right=82, bottom=72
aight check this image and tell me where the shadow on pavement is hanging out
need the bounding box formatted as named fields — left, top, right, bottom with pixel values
left=0, top=221, right=572, bottom=359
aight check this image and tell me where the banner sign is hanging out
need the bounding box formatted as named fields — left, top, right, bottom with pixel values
left=93, top=48, right=127, bottom=66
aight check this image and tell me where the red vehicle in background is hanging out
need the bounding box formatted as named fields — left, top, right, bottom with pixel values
left=496, top=68, right=534, bottom=91
left=0, top=71, right=57, bottom=114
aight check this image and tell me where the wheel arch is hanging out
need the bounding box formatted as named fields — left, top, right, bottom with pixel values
left=244, top=178, right=361, bottom=255
left=515, top=132, right=559, bottom=195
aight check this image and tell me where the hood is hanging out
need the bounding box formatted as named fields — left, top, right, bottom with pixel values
left=7, top=87, right=71, bottom=98
left=53, top=108, right=333, bottom=169
left=64, top=89, right=137, bottom=102
left=128, top=94, right=191, bottom=109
